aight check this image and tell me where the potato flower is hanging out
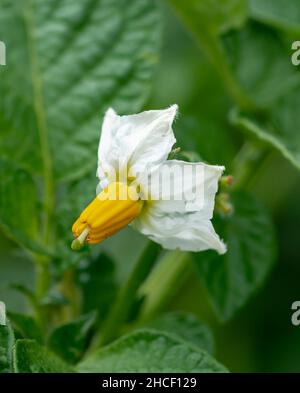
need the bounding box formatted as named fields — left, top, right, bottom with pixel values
left=72, top=105, right=226, bottom=254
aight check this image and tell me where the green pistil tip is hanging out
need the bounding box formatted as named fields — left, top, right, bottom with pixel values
left=71, top=227, right=89, bottom=251
left=71, top=238, right=84, bottom=251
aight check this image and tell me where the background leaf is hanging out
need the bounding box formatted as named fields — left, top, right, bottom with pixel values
left=193, top=192, right=276, bottom=321
left=174, top=116, right=236, bottom=170
left=48, top=312, right=97, bottom=364
left=0, top=159, right=47, bottom=254
left=76, top=253, right=117, bottom=321
left=222, top=22, right=299, bottom=107
left=8, top=312, right=43, bottom=343
left=0, top=0, right=161, bottom=181
left=146, top=312, right=214, bottom=354
left=78, top=329, right=227, bottom=372
left=231, top=87, right=300, bottom=171
left=0, top=0, right=162, bottom=272
left=249, top=0, right=300, bottom=33
left=13, top=339, right=73, bottom=372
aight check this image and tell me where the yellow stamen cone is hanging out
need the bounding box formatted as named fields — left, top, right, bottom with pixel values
left=72, top=182, right=143, bottom=250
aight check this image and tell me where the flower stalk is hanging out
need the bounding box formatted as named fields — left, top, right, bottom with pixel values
left=137, top=250, right=193, bottom=324
left=91, top=241, right=161, bottom=349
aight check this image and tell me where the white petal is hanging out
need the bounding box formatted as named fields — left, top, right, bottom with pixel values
left=97, top=106, right=177, bottom=184
left=133, top=160, right=226, bottom=254
left=133, top=211, right=226, bottom=254
left=140, top=160, right=224, bottom=218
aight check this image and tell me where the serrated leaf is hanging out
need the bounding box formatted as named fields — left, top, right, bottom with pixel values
left=249, top=0, right=300, bottom=33
left=8, top=312, right=43, bottom=343
left=13, top=340, right=74, bottom=373
left=193, top=192, right=276, bottom=321
left=0, top=320, right=15, bottom=373
left=0, top=0, right=161, bottom=181
left=0, top=159, right=48, bottom=254
left=223, top=22, right=300, bottom=107
left=48, top=312, right=97, bottom=364
left=231, top=87, right=300, bottom=171
left=0, top=0, right=161, bottom=259
left=78, top=329, right=227, bottom=372
left=146, top=312, right=214, bottom=354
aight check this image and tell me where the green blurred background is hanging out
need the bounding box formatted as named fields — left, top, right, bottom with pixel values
left=1, top=1, right=300, bottom=372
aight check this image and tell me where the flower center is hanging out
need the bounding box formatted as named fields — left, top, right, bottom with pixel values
left=72, top=182, right=143, bottom=250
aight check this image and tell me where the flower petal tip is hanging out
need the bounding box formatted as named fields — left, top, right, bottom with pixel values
left=105, top=107, right=117, bottom=117
left=169, top=104, right=179, bottom=118
left=218, top=242, right=227, bottom=255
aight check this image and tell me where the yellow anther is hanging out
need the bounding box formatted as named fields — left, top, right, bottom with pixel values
left=72, top=182, right=143, bottom=249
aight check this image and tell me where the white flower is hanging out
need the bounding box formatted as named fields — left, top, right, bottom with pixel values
left=72, top=105, right=226, bottom=254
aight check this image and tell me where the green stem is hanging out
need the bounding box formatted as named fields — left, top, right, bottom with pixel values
left=35, top=259, right=50, bottom=300
left=33, top=257, right=50, bottom=335
left=200, top=34, right=253, bottom=111
left=60, top=268, right=81, bottom=321
left=137, top=250, right=192, bottom=324
left=93, top=242, right=161, bottom=348
left=168, top=0, right=255, bottom=111
left=25, top=0, right=54, bottom=302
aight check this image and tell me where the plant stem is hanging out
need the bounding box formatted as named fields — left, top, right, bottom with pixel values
left=200, top=34, right=253, bottom=111
left=60, top=268, right=81, bottom=321
left=25, top=0, right=54, bottom=302
left=168, top=0, right=255, bottom=111
left=32, top=257, right=50, bottom=335
left=92, top=242, right=161, bottom=348
left=35, top=259, right=51, bottom=299
left=137, top=250, right=192, bottom=324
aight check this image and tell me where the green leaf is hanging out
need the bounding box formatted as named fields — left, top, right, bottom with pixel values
left=78, top=329, right=227, bottom=372
left=231, top=86, right=300, bottom=171
left=193, top=192, right=276, bottom=321
left=223, top=22, right=300, bottom=107
left=0, top=0, right=161, bottom=182
left=13, top=340, right=74, bottom=372
left=9, top=284, right=38, bottom=310
left=8, top=312, right=43, bottom=343
left=0, top=159, right=48, bottom=254
left=146, top=312, right=214, bottom=354
left=0, top=0, right=161, bottom=260
left=174, top=116, right=236, bottom=170
left=249, top=0, right=300, bottom=33
left=48, top=312, right=97, bottom=364
left=76, top=253, right=118, bottom=321
left=169, top=0, right=247, bottom=35
left=0, top=306, right=15, bottom=373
